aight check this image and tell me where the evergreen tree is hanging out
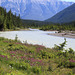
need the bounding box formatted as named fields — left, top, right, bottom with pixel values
left=0, top=7, right=23, bottom=31
left=3, top=9, right=7, bottom=30
left=9, top=9, right=12, bottom=29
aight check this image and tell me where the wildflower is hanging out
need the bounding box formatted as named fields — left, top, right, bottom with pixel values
left=69, top=59, right=75, bottom=63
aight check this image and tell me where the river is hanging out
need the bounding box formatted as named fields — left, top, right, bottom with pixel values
left=0, top=29, right=75, bottom=51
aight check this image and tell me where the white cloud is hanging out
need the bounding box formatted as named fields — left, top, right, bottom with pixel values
left=61, top=0, right=75, bottom=2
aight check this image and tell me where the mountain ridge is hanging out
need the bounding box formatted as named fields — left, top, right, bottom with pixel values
left=45, top=3, right=75, bottom=23
left=0, top=0, right=74, bottom=21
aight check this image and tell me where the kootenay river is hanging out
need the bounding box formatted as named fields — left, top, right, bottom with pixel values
left=0, top=29, right=75, bottom=51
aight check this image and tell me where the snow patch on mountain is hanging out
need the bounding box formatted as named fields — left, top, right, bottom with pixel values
left=0, top=0, right=74, bottom=21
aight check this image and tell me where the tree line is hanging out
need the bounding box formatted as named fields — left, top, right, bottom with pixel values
left=0, top=7, right=23, bottom=31
left=0, top=6, right=75, bottom=31
left=40, top=22, right=75, bottom=31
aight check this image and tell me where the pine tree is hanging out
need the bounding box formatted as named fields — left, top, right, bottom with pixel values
left=8, top=9, right=13, bottom=29
left=3, top=9, right=7, bottom=31
left=3, top=18, right=7, bottom=31
left=0, top=7, right=24, bottom=31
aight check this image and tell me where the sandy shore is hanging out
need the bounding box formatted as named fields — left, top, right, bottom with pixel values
left=48, top=31, right=75, bottom=39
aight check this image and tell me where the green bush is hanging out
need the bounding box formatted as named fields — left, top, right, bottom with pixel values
left=9, top=61, right=31, bottom=70
left=69, top=62, right=75, bottom=68
left=47, top=65, right=53, bottom=71
left=68, top=48, right=74, bottom=54
left=32, top=66, right=41, bottom=74
left=0, top=37, right=5, bottom=41
left=72, top=68, right=75, bottom=74
left=8, top=44, right=26, bottom=51
left=67, top=72, right=74, bottom=75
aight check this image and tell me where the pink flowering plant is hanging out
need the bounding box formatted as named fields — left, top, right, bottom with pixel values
left=0, top=37, right=75, bottom=75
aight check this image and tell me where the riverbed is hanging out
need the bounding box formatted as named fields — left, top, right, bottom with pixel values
left=0, top=29, right=75, bottom=51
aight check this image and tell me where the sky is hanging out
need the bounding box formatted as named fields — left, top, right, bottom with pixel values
left=61, top=0, right=75, bottom=2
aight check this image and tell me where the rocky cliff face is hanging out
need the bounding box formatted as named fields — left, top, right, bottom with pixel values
left=0, top=0, right=73, bottom=21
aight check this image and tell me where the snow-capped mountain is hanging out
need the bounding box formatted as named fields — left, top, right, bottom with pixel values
left=0, top=0, right=74, bottom=21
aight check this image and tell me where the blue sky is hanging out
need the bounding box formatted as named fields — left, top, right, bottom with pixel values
left=61, top=0, right=75, bottom=2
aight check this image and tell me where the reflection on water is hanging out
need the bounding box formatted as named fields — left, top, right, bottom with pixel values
left=0, top=29, right=75, bottom=51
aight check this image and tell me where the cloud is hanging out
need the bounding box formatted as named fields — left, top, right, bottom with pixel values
left=61, top=0, right=75, bottom=2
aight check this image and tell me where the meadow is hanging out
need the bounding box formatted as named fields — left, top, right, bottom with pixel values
left=0, top=37, right=75, bottom=75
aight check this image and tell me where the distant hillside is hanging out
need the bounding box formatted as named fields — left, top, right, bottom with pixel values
left=22, top=19, right=52, bottom=28
left=0, top=0, right=73, bottom=21
left=45, top=3, right=75, bottom=23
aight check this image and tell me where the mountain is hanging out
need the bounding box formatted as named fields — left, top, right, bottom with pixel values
left=45, top=3, right=75, bottom=23
left=0, top=0, right=74, bottom=21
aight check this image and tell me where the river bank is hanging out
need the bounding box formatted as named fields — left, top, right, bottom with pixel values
left=0, top=29, right=75, bottom=50
left=48, top=31, right=75, bottom=39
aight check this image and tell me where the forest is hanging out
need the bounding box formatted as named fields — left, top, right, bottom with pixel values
left=0, top=7, right=23, bottom=31
left=0, top=6, right=75, bottom=32
left=40, top=22, right=75, bottom=31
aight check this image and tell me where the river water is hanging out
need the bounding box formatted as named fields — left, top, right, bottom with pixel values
left=0, top=29, right=75, bottom=51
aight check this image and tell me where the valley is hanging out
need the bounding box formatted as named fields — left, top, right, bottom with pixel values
left=0, top=0, right=75, bottom=75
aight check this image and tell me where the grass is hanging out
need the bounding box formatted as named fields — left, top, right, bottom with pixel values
left=0, top=37, right=75, bottom=75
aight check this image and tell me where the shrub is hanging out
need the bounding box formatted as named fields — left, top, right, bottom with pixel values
left=41, top=51, right=47, bottom=59
left=68, top=48, right=74, bottom=54
left=15, top=34, right=18, bottom=41
left=28, top=49, right=34, bottom=54
left=0, top=37, right=5, bottom=41
left=58, top=60, right=70, bottom=68
left=54, top=38, right=67, bottom=51
left=72, top=68, right=75, bottom=74
left=9, top=61, right=31, bottom=70
left=69, top=62, right=75, bottom=68
left=47, top=65, right=53, bottom=71
left=67, top=72, right=74, bottom=75
left=32, top=66, right=41, bottom=74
